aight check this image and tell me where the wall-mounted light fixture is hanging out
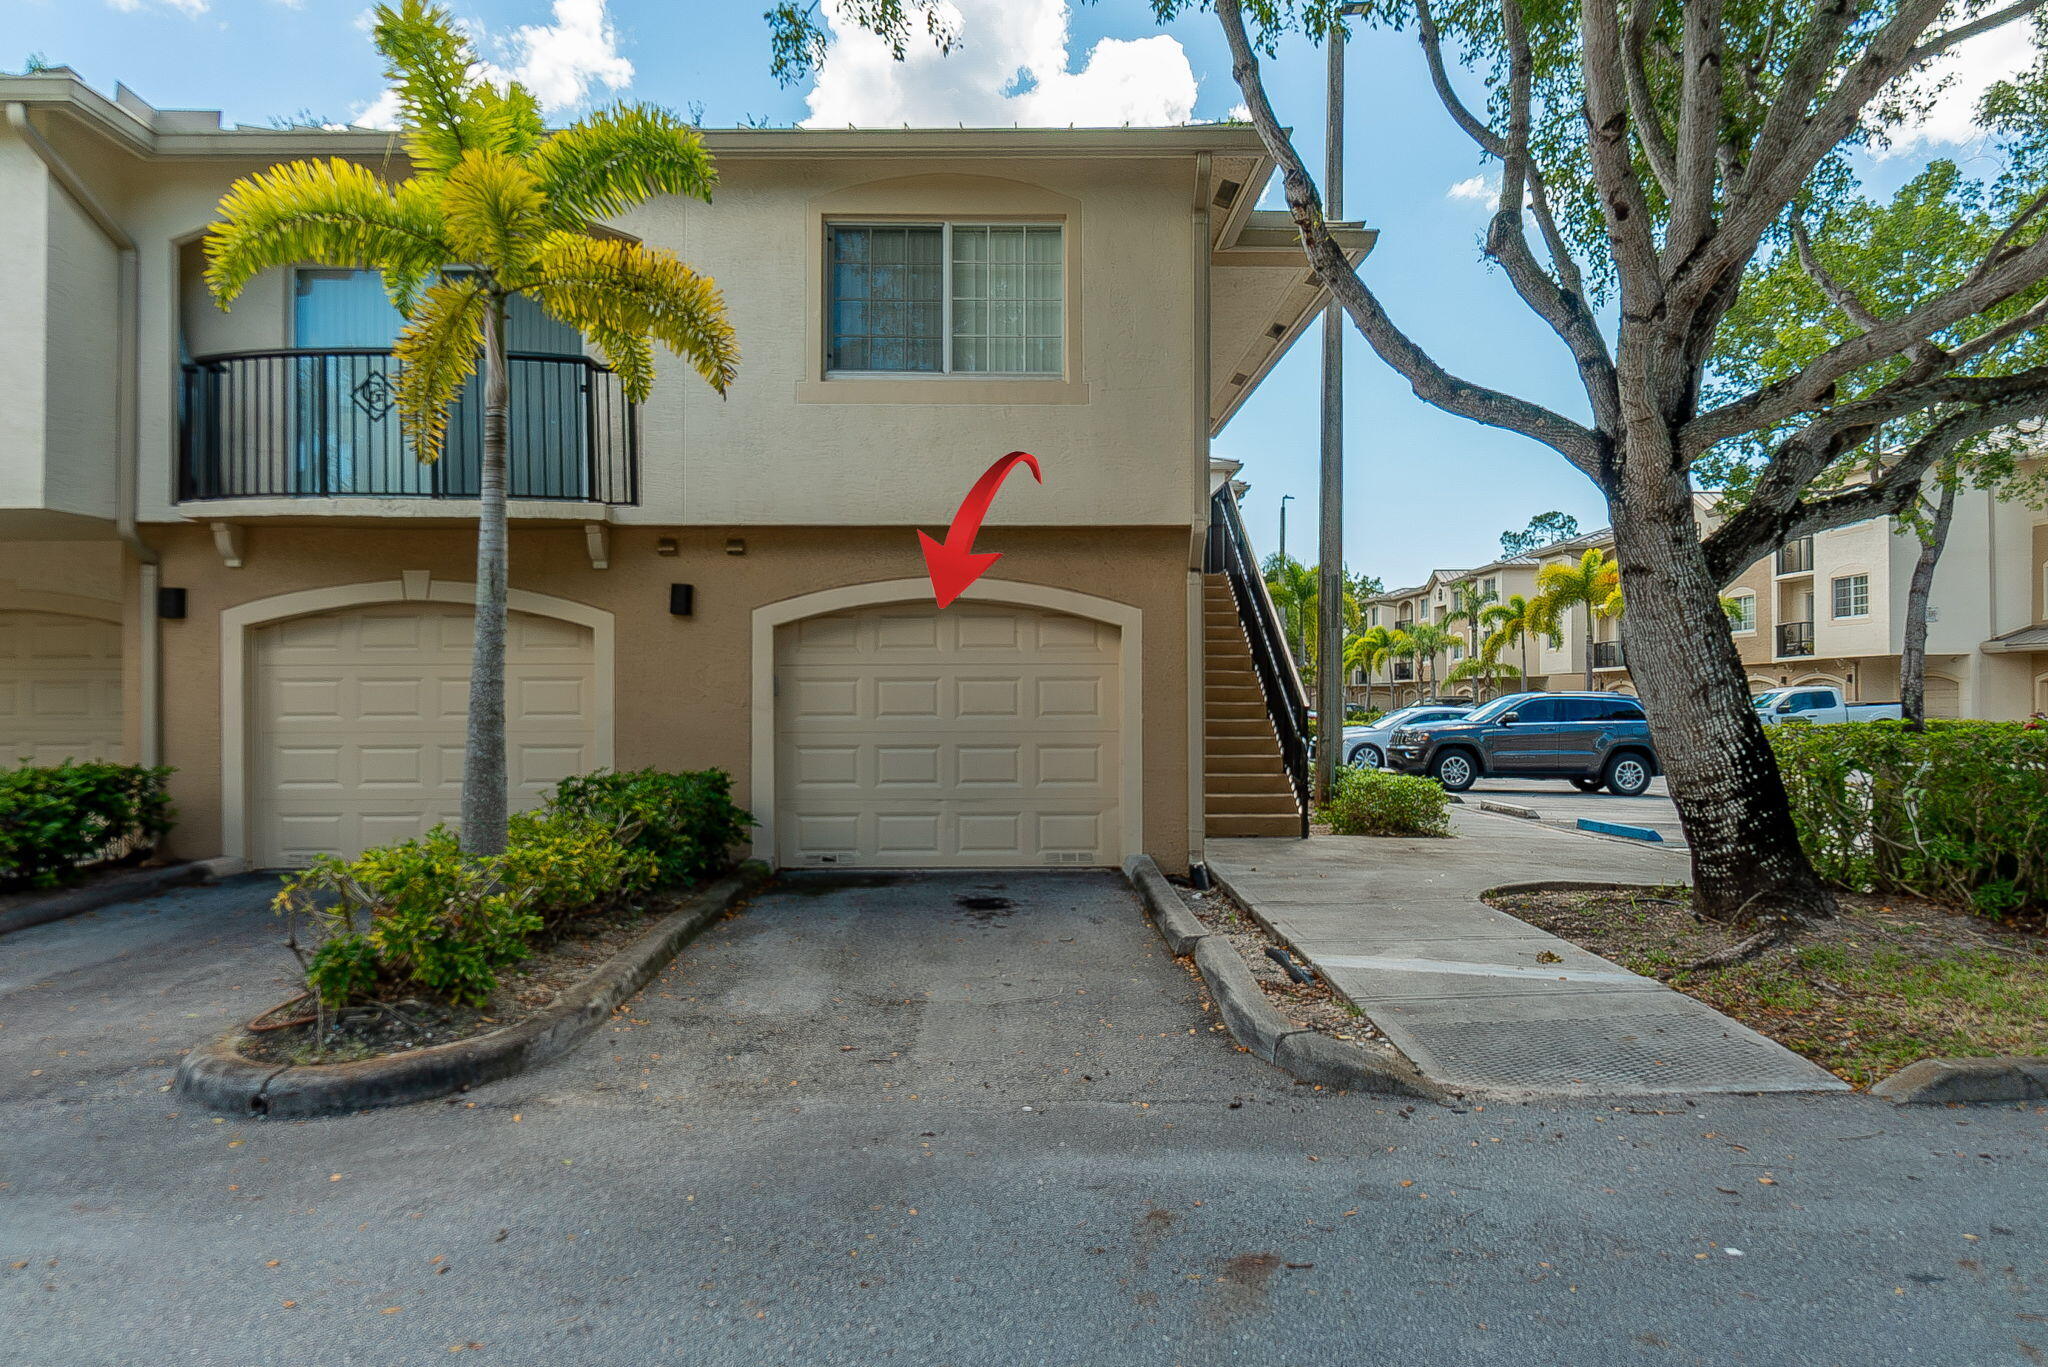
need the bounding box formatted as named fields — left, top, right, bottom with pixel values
left=669, top=584, right=694, bottom=617
left=157, top=587, right=188, bottom=620
left=725, top=537, right=746, bottom=556
left=656, top=536, right=679, bottom=557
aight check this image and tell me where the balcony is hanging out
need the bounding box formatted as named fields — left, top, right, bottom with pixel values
left=1592, top=640, right=1626, bottom=669
left=1776, top=537, right=1814, bottom=575
left=1392, top=662, right=1415, bottom=682
left=1777, top=620, right=1814, bottom=657
left=179, top=349, right=637, bottom=505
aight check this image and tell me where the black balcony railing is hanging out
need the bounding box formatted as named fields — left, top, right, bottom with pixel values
left=1392, top=661, right=1415, bottom=681
left=1776, top=537, right=1814, bottom=574
left=179, top=349, right=638, bottom=504
left=1205, top=485, right=1309, bottom=837
left=1593, top=640, right=1626, bottom=669
left=1777, top=621, right=1815, bottom=657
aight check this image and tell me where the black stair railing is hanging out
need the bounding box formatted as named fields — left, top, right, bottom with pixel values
left=1206, top=485, right=1310, bottom=837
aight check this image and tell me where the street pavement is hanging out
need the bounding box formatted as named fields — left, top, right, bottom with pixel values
left=3, top=870, right=2044, bottom=1366
left=1460, top=776, right=1690, bottom=847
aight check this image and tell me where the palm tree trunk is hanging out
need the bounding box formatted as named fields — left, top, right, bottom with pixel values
left=461, top=297, right=512, bottom=858
left=1581, top=609, right=1595, bottom=691
left=1519, top=634, right=1529, bottom=691
left=1900, top=481, right=1957, bottom=733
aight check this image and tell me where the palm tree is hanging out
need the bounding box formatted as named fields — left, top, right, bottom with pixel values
left=1343, top=623, right=1395, bottom=709
left=1401, top=620, right=1458, bottom=699
left=1446, top=650, right=1521, bottom=698
left=205, top=1, right=738, bottom=856
left=1261, top=553, right=1318, bottom=674
left=1535, top=549, right=1622, bottom=691
left=1483, top=593, right=1557, bottom=696
left=1441, top=581, right=1500, bottom=665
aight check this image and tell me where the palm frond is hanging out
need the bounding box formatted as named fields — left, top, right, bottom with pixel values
left=370, top=0, right=542, bottom=171
left=521, top=232, right=738, bottom=396
left=583, top=323, right=656, bottom=402
left=205, top=157, right=451, bottom=305
left=392, top=276, right=489, bottom=464
left=440, top=150, right=547, bottom=272
left=534, top=104, right=719, bottom=224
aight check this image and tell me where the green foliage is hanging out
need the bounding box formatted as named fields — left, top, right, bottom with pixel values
left=275, top=768, right=753, bottom=1008
left=1320, top=764, right=1451, bottom=838
left=0, top=763, right=175, bottom=890
left=548, top=767, right=754, bottom=888
left=1769, top=721, right=2048, bottom=917
left=1500, top=510, right=1580, bottom=558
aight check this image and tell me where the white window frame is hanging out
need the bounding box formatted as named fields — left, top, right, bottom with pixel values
left=1831, top=573, right=1870, bottom=619
left=824, top=220, right=1065, bottom=380
left=1729, top=592, right=1756, bottom=635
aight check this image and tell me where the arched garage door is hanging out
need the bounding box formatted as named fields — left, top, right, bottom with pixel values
left=1924, top=675, right=1961, bottom=720
left=776, top=602, right=1120, bottom=868
left=251, top=602, right=595, bottom=867
left=0, top=610, right=124, bottom=767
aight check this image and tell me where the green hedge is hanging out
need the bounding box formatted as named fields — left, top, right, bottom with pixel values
left=0, top=763, right=175, bottom=890
left=1320, top=764, right=1451, bottom=837
left=275, top=768, right=754, bottom=1008
left=1768, top=720, right=2048, bottom=917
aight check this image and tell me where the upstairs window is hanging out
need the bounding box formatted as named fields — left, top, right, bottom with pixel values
left=827, top=223, right=1063, bottom=376
left=1728, top=593, right=1756, bottom=634
left=1831, top=574, right=1869, bottom=619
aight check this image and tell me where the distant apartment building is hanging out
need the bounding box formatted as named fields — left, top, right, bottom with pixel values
left=1358, top=472, right=2048, bottom=721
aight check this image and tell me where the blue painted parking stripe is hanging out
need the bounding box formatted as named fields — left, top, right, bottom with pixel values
left=1577, top=817, right=1664, bottom=842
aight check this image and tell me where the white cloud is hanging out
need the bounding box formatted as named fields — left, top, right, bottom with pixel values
left=348, top=0, right=632, bottom=129
left=1226, top=102, right=1251, bottom=123
left=801, top=0, right=1197, bottom=129
left=107, top=0, right=208, bottom=14
left=1446, top=171, right=1497, bottom=202
left=1876, top=24, right=2035, bottom=158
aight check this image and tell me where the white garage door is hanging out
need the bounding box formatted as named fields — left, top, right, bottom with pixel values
left=776, top=602, right=1121, bottom=868
left=251, top=603, right=595, bottom=867
left=0, top=610, right=125, bottom=767
left=1924, top=675, right=1961, bottom=720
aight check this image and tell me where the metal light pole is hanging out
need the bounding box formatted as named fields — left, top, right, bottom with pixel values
left=1278, top=492, right=1294, bottom=565
left=1313, top=10, right=1358, bottom=808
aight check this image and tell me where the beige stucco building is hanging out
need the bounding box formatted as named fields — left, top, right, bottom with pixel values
left=0, top=72, right=1366, bottom=873
left=1361, top=481, right=2048, bottom=719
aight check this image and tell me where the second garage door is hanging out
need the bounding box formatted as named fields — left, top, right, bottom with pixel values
left=0, top=610, right=125, bottom=767
left=251, top=602, right=596, bottom=867
left=776, top=602, right=1121, bottom=868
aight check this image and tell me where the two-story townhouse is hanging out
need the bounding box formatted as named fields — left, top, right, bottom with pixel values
left=0, top=72, right=1371, bottom=873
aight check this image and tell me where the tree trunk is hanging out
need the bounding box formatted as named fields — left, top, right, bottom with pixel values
left=1899, top=480, right=1958, bottom=733
left=1581, top=609, right=1595, bottom=691
left=1609, top=468, right=1837, bottom=928
left=460, top=298, right=512, bottom=858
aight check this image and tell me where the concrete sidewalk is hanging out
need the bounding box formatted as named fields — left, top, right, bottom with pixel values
left=1208, top=810, right=1847, bottom=1097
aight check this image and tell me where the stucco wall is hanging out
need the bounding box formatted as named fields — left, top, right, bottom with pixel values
left=145, top=155, right=1200, bottom=531
left=0, top=131, right=49, bottom=511
left=148, top=522, right=1194, bottom=871
left=41, top=183, right=120, bottom=519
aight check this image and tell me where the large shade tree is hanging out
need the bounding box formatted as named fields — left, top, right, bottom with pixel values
left=209, top=0, right=739, bottom=855
left=774, top=0, right=2048, bottom=941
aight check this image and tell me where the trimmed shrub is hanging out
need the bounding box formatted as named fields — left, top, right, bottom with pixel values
left=1768, top=720, right=2048, bottom=917
left=275, top=768, right=752, bottom=1009
left=548, top=767, right=753, bottom=887
left=0, top=763, right=175, bottom=890
left=1321, top=764, right=1452, bottom=837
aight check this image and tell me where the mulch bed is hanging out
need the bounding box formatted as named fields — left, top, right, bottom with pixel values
left=238, top=889, right=705, bottom=1067
left=1486, top=885, right=2048, bottom=1088
left=1172, top=878, right=1403, bottom=1062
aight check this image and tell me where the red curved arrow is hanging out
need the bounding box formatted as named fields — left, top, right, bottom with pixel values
left=918, top=450, right=1043, bottom=608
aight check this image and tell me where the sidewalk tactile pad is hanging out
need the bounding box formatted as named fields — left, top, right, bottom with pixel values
left=1400, top=1014, right=1832, bottom=1092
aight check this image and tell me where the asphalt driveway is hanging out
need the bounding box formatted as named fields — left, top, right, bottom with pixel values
left=4, top=869, right=2045, bottom=1366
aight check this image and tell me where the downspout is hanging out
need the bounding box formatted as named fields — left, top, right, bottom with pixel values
left=7, top=103, right=159, bottom=767
left=1187, top=152, right=1213, bottom=875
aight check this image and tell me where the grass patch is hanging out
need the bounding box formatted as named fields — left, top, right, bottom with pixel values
left=1485, top=886, right=2048, bottom=1089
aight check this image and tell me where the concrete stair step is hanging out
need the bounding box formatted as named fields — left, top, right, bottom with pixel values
left=1205, top=772, right=1297, bottom=796
left=1208, top=736, right=1279, bottom=756
left=1206, top=813, right=1304, bottom=838
left=1207, top=791, right=1302, bottom=816
left=1206, top=753, right=1289, bottom=775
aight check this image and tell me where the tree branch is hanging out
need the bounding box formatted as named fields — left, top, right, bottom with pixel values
left=1215, top=0, right=1604, bottom=477
left=1579, top=0, right=1665, bottom=294
left=1665, top=0, right=1726, bottom=269
left=1622, top=1, right=1678, bottom=198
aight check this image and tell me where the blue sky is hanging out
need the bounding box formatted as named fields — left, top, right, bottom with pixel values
left=5, top=0, right=2016, bottom=584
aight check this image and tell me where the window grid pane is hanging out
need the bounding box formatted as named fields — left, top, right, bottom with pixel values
left=951, top=225, right=1062, bottom=374
left=828, top=226, right=943, bottom=372
left=1831, top=574, right=1869, bottom=618
left=1731, top=595, right=1755, bottom=632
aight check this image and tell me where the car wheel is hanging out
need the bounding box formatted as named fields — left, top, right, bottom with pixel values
left=1569, top=777, right=1603, bottom=793
left=1348, top=744, right=1383, bottom=770
left=1604, top=753, right=1653, bottom=797
left=1430, top=749, right=1477, bottom=792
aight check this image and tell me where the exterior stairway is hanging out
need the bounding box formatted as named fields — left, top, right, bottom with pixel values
left=1203, top=574, right=1307, bottom=837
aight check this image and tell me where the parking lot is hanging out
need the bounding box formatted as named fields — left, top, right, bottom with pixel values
left=1456, top=775, right=1689, bottom=848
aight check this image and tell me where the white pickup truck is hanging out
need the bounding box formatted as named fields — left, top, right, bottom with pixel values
left=1751, top=686, right=1902, bottom=725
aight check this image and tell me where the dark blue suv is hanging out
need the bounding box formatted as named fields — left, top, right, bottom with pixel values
left=1385, top=691, right=1660, bottom=796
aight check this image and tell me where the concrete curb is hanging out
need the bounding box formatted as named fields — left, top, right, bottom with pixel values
left=1870, top=1056, right=2048, bottom=1105
left=0, top=861, right=212, bottom=938
left=1122, top=857, right=1446, bottom=1100
left=174, top=864, right=771, bottom=1119
left=1477, top=800, right=1540, bottom=820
